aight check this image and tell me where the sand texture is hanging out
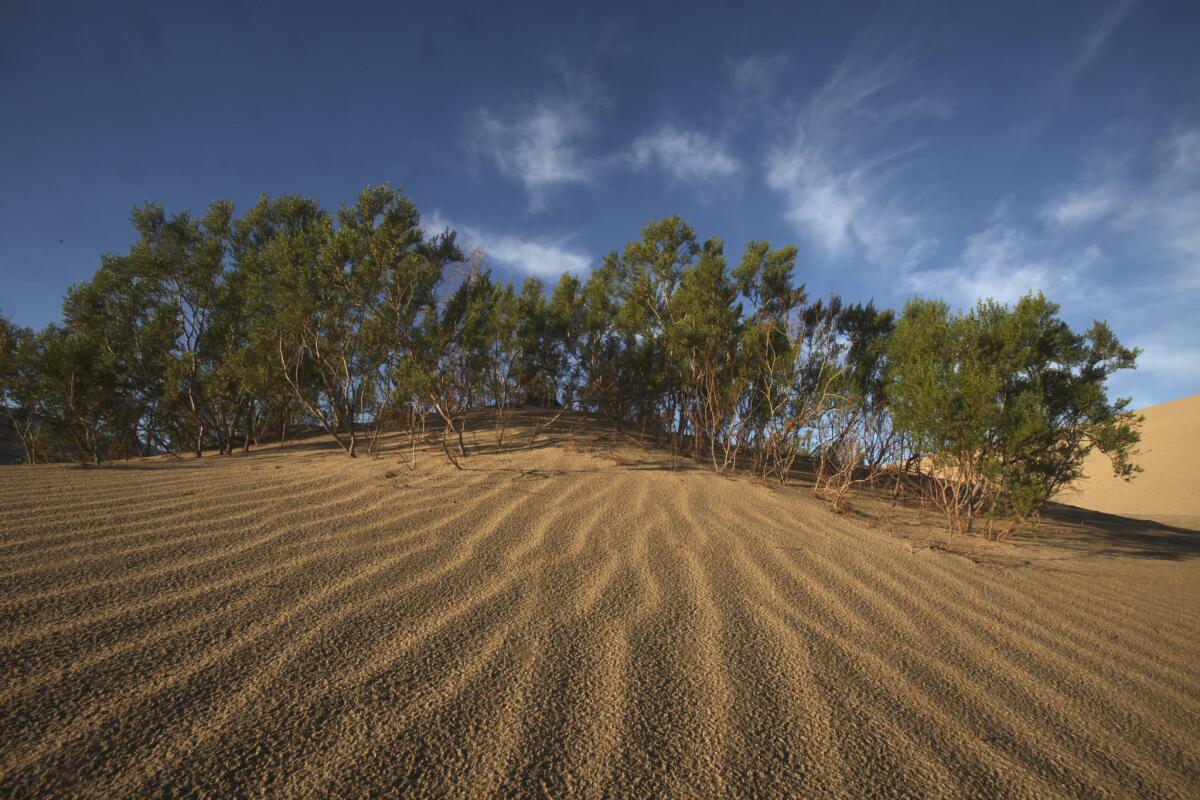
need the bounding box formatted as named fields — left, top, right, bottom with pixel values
left=1059, top=393, right=1200, bottom=531
left=2, top=412, right=1198, bottom=798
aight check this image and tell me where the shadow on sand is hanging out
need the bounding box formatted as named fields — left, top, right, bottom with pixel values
left=1018, top=503, right=1200, bottom=561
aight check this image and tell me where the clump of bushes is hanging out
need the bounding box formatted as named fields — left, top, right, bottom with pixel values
left=0, top=185, right=1141, bottom=537
left=886, top=295, right=1141, bottom=539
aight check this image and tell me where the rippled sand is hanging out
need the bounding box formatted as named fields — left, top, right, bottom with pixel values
left=2, top=415, right=1198, bottom=797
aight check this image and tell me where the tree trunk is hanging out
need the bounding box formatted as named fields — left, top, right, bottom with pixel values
left=345, top=396, right=357, bottom=457
left=441, top=424, right=462, bottom=469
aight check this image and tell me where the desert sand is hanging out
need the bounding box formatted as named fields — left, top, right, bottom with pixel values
left=1, top=411, right=1198, bottom=797
left=1059, top=393, right=1200, bottom=531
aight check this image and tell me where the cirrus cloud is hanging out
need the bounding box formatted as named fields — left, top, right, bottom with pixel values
left=629, top=126, right=740, bottom=182
left=425, top=212, right=590, bottom=278
left=764, top=42, right=945, bottom=272
left=469, top=72, right=608, bottom=210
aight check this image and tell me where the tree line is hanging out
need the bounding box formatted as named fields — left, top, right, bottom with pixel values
left=0, top=184, right=1142, bottom=536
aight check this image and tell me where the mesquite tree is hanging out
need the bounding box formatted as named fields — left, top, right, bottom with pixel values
left=9, top=192, right=1142, bottom=536
left=271, top=184, right=440, bottom=457
left=886, top=294, right=1141, bottom=537
left=0, top=318, right=46, bottom=463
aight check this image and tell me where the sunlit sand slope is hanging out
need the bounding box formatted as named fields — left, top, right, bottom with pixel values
left=1060, top=393, right=1200, bottom=531
left=2, top=419, right=1198, bottom=797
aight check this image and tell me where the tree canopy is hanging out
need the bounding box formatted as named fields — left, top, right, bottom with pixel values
left=0, top=184, right=1143, bottom=535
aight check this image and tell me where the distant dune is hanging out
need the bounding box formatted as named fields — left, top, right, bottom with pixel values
left=1059, top=393, right=1200, bottom=531
left=1, top=410, right=1198, bottom=796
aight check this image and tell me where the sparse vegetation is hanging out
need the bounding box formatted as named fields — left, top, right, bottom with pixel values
left=0, top=187, right=1142, bottom=536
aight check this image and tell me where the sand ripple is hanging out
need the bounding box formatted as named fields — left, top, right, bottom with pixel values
left=1, top=429, right=1198, bottom=797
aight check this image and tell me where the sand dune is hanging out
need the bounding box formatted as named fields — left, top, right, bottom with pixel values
left=1059, top=393, right=1200, bottom=531
left=1, top=411, right=1198, bottom=797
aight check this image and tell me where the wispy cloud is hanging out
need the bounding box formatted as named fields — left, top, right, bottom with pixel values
left=764, top=41, right=944, bottom=271
left=727, top=54, right=786, bottom=105
left=1041, top=186, right=1121, bottom=227
left=425, top=212, right=590, bottom=278
left=1165, top=127, right=1200, bottom=174
left=907, top=219, right=1102, bottom=308
left=1101, top=278, right=1200, bottom=407
left=1066, top=0, right=1139, bottom=81
left=469, top=73, right=607, bottom=209
left=1008, top=123, right=1199, bottom=405
left=629, top=126, right=740, bottom=182
left=472, top=63, right=746, bottom=200
left=1007, top=1, right=1139, bottom=157
left=1140, top=126, right=1200, bottom=268
left=1045, top=125, right=1200, bottom=269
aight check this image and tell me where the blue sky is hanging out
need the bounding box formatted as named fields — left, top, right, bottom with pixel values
left=2, top=0, right=1198, bottom=406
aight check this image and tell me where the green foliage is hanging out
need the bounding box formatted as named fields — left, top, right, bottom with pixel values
left=887, top=293, right=1141, bottom=534
left=11, top=190, right=1142, bottom=539
left=734, top=240, right=804, bottom=322
left=0, top=317, right=47, bottom=462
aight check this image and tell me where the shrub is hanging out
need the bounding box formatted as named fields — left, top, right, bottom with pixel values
left=886, top=293, right=1141, bottom=538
